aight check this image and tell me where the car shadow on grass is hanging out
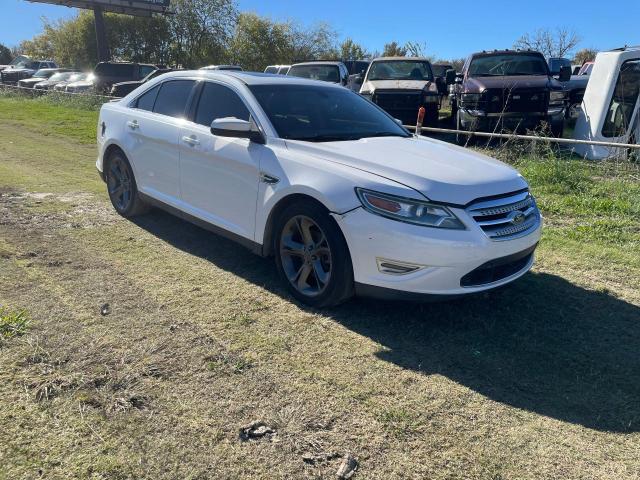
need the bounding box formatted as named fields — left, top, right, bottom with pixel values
left=133, top=209, right=640, bottom=433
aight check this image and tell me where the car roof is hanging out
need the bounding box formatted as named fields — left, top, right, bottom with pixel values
left=160, top=70, right=347, bottom=88
left=290, top=61, right=344, bottom=67
left=372, top=57, right=432, bottom=62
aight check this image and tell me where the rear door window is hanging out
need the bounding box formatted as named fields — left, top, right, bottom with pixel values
left=194, top=82, right=250, bottom=127
left=153, top=80, right=196, bottom=118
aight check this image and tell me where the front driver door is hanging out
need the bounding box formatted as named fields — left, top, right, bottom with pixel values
left=178, top=81, right=262, bottom=241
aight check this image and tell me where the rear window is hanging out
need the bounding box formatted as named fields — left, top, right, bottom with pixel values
left=135, top=84, right=160, bottom=111
left=288, top=64, right=341, bottom=83
left=601, top=59, right=640, bottom=138
left=153, top=80, right=195, bottom=118
left=96, top=63, right=136, bottom=77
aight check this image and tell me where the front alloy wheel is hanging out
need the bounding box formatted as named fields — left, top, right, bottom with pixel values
left=280, top=215, right=332, bottom=297
left=274, top=201, right=354, bottom=307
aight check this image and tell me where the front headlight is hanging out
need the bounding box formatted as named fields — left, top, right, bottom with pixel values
left=355, top=188, right=465, bottom=229
left=549, top=90, right=567, bottom=103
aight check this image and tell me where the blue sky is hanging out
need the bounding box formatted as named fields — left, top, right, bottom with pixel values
left=1, top=0, right=639, bottom=59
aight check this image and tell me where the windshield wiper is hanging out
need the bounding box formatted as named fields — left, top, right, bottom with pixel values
left=290, top=134, right=359, bottom=142
left=361, top=131, right=410, bottom=138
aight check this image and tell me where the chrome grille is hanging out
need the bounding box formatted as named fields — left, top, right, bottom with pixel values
left=468, top=191, right=540, bottom=241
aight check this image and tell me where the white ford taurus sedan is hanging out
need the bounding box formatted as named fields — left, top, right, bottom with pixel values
left=97, top=70, right=541, bottom=307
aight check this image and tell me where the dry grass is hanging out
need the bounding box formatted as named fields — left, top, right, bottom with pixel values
left=0, top=99, right=639, bottom=479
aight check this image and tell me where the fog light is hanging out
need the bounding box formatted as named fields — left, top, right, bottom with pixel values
left=376, top=258, right=423, bottom=275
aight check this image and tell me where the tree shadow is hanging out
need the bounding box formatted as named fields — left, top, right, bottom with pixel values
left=133, top=209, right=640, bottom=433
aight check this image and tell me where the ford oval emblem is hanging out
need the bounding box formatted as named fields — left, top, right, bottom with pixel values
left=511, top=212, right=526, bottom=225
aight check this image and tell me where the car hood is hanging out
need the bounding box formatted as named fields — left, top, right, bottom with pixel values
left=19, top=78, right=44, bottom=84
left=464, top=75, right=555, bottom=92
left=362, top=79, right=434, bottom=92
left=4, top=68, right=36, bottom=74
left=285, top=136, right=527, bottom=205
left=113, top=80, right=143, bottom=87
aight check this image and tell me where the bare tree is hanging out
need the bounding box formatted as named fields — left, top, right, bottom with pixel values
left=514, top=28, right=581, bottom=58
left=382, top=41, right=406, bottom=57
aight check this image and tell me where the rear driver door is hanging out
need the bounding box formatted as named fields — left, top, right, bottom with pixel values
left=126, top=79, right=196, bottom=206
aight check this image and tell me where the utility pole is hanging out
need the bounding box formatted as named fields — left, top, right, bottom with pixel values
left=93, top=6, right=110, bottom=62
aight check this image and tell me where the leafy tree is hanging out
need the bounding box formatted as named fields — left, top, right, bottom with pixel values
left=382, top=41, right=406, bottom=57
left=168, top=0, right=237, bottom=68
left=0, top=44, right=12, bottom=64
left=513, top=28, right=580, bottom=58
left=574, top=48, right=598, bottom=65
left=287, top=21, right=337, bottom=62
left=339, top=38, right=369, bottom=60
left=228, top=13, right=293, bottom=71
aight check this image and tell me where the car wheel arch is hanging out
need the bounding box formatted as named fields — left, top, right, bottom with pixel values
left=261, top=193, right=338, bottom=257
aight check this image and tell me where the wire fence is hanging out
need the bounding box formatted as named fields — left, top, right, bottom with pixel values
left=0, top=83, right=117, bottom=101
left=404, top=125, right=640, bottom=151
left=1, top=82, right=638, bottom=155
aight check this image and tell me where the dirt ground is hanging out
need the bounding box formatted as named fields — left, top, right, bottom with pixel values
left=1, top=119, right=639, bottom=479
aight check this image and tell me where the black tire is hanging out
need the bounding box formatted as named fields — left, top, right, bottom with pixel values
left=550, top=118, right=564, bottom=138
left=274, top=200, right=354, bottom=307
left=105, top=150, right=149, bottom=217
left=424, top=107, right=439, bottom=128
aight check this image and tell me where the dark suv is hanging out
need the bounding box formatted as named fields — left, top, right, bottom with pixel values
left=450, top=50, right=569, bottom=139
left=93, top=62, right=157, bottom=93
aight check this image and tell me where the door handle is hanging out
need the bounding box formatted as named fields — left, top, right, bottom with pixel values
left=127, top=120, right=139, bottom=130
left=182, top=135, right=200, bottom=146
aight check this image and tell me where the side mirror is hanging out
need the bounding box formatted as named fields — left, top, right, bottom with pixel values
left=558, top=65, right=572, bottom=82
left=211, top=117, right=265, bottom=144
left=455, top=73, right=463, bottom=84
left=445, top=69, right=456, bottom=85
left=435, top=76, right=447, bottom=95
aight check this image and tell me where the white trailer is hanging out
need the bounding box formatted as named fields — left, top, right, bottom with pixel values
left=573, top=46, right=640, bottom=160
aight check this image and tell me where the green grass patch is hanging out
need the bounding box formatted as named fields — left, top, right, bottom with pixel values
left=0, top=307, right=29, bottom=340
left=0, top=94, right=99, bottom=144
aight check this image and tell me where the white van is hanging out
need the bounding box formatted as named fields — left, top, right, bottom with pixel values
left=574, top=46, right=640, bottom=160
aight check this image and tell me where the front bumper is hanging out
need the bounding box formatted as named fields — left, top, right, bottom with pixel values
left=459, top=108, right=564, bottom=132
left=335, top=206, right=541, bottom=298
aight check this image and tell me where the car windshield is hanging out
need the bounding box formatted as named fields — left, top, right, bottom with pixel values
left=367, top=61, right=434, bottom=81
left=469, top=54, right=549, bottom=76
left=33, top=70, right=52, bottom=78
left=432, top=65, right=451, bottom=77
left=71, top=73, right=86, bottom=82
left=548, top=58, right=571, bottom=74
left=288, top=64, right=341, bottom=83
left=49, top=72, right=73, bottom=82
left=249, top=84, right=410, bottom=142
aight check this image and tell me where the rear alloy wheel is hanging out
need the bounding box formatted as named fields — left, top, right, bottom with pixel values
left=106, top=152, right=149, bottom=217
left=275, top=201, right=353, bottom=307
